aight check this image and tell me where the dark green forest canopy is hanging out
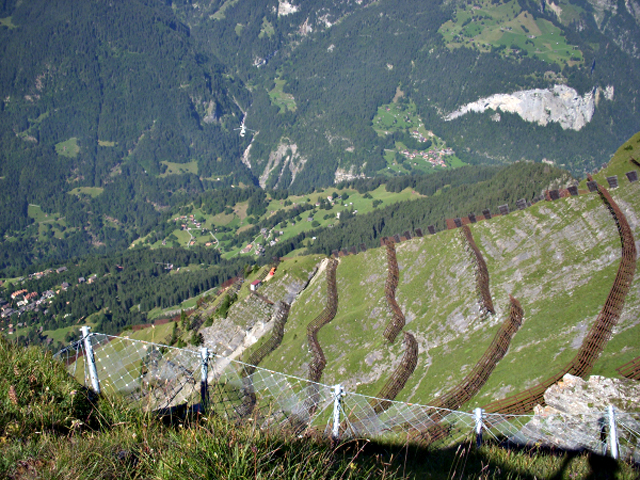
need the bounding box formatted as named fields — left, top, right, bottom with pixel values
left=1, top=0, right=639, bottom=272
left=0, top=161, right=568, bottom=350
left=307, top=162, right=569, bottom=255
left=182, top=0, right=640, bottom=190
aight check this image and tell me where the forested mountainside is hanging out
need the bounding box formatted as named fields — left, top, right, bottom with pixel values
left=1, top=161, right=570, bottom=350
left=1, top=0, right=640, bottom=268
left=173, top=0, right=640, bottom=188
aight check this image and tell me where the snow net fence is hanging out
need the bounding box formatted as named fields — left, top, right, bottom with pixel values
left=55, top=332, right=640, bottom=462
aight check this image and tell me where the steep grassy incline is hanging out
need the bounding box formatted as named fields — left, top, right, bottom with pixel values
left=247, top=140, right=640, bottom=408
left=465, top=181, right=639, bottom=407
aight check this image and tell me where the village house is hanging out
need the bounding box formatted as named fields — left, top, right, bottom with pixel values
left=11, top=289, right=27, bottom=300
left=25, top=292, right=38, bottom=301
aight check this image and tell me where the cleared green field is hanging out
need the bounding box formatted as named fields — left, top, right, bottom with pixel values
left=68, top=187, right=104, bottom=198
left=269, top=78, right=296, bottom=112
left=27, top=204, right=68, bottom=240
left=28, top=204, right=50, bottom=223
left=210, top=0, right=240, bottom=20
left=0, top=16, right=17, bottom=29
left=210, top=211, right=237, bottom=226
left=259, top=17, right=274, bottom=38
left=439, top=0, right=583, bottom=66
left=160, top=160, right=198, bottom=177
left=126, top=321, right=176, bottom=344
left=55, top=138, right=80, bottom=158
left=98, top=140, right=116, bottom=147
left=173, top=229, right=193, bottom=246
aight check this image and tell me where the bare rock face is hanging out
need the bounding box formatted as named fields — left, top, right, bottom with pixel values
left=511, top=374, right=640, bottom=459
left=444, top=85, right=614, bottom=131
left=334, top=165, right=366, bottom=184
left=542, top=375, right=640, bottom=414
left=256, top=140, right=307, bottom=189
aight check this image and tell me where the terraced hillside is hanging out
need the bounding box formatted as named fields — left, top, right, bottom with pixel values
left=203, top=139, right=640, bottom=410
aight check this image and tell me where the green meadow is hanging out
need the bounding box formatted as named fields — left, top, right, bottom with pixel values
left=439, top=0, right=583, bottom=66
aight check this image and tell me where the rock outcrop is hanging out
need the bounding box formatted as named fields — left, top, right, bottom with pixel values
left=257, top=140, right=307, bottom=189
left=513, top=374, right=640, bottom=460
left=444, top=85, right=614, bottom=131
left=334, top=165, right=366, bottom=184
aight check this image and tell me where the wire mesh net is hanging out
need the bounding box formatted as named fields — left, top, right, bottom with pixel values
left=55, top=333, right=640, bottom=457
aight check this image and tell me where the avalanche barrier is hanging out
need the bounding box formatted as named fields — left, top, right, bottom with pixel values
left=483, top=179, right=637, bottom=415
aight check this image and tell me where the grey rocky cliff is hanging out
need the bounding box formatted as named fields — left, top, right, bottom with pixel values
left=445, top=85, right=614, bottom=131
left=586, top=0, right=640, bottom=58
left=512, top=374, right=640, bottom=460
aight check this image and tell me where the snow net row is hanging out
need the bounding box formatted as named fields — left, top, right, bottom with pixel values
left=245, top=301, right=291, bottom=370
left=461, top=225, right=495, bottom=316
left=382, top=238, right=405, bottom=343
left=369, top=332, right=419, bottom=414
left=432, top=296, right=524, bottom=412
left=238, top=301, right=292, bottom=417
left=616, top=356, right=640, bottom=381
left=362, top=238, right=419, bottom=413
left=483, top=181, right=637, bottom=415
left=306, top=258, right=339, bottom=385
left=389, top=296, right=524, bottom=444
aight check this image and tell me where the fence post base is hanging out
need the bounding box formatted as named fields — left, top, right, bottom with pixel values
left=331, top=384, right=345, bottom=441
left=200, top=347, right=209, bottom=412
left=608, top=405, right=619, bottom=460
left=80, top=326, right=100, bottom=395
left=474, top=407, right=484, bottom=448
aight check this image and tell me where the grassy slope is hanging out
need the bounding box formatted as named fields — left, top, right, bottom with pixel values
left=438, top=0, right=582, bottom=66
left=258, top=147, right=640, bottom=409
left=102, top=134, right=640, bottom=409
left=582, top=130, right=640, bottom=189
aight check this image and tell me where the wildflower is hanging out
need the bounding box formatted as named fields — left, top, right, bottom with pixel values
left=8, top=386, right=18, bottom=405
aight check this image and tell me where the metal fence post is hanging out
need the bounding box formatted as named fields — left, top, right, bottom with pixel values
left=200, top=347, right=209, bottom=410
left=331, top=384, right=345, bottom=441
left=474, top=407, right=484, bottom=448
left=608, top=405, right=619, bottom=460
left=80, top=326, right=100, bottom=394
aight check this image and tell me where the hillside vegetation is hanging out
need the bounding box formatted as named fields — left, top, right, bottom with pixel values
left=3, top=140, right=640, bottom=480
left=0, top=162, right=567, bottom=350
left=211, top=136, right=640, bottom=410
